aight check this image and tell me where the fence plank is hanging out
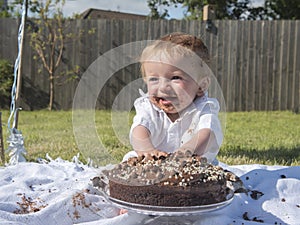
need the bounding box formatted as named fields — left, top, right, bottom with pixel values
left=293, top=21, right=300, bottom=113
left=279, top=20, right=288, bottom=110
left=254, top=21, right=262, bottom=111
left=259, top=21, right=267, bottom=110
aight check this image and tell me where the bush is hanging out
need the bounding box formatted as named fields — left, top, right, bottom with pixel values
left=0, top=59, right=14, bottom=109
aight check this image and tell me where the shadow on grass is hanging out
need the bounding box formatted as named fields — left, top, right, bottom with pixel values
left=219, top=145, right=300, bottom=165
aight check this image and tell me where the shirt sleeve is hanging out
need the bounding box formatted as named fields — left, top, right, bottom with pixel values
left=197, top=113, right=223, bottom=147
left=194, top=98, right=223, bottom=162
left=129, top=97, right=154, bottom=144
left=196, top=98, right=223, bottom=147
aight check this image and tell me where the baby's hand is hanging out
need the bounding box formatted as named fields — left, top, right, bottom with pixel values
left=175, top=148, right=194, bottom=157
left=137, top=149, right=168, bottom=162
left=168, top=148, right=195, bottom=162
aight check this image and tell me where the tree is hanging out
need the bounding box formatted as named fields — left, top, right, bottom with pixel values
left=147, top=0, right=252, bottom=20
left=147, top=0, right=300, bottom=20
left=12, top=0, right=85, bottom=110
left=9, top=0, right=95, bottom=110
left=29, top=0, right=67, bottom=110
left=0, top=59, right=14, bottom=109
left=147, top=0, right=179, bottom=19
left=264, top=0, right=300, bottom=20
left=0, top=0, right=11, bottom=17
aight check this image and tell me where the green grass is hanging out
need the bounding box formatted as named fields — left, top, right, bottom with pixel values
left=0, top=110, right=299, bottom=166
left=219, top=111, right=300, bottom=165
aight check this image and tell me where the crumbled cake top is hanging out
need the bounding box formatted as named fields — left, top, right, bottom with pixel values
left=103, top=150, right=228, bottom=186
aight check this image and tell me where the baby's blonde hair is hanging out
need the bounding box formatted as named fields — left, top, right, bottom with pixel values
left=140, top=32, right=212, bottom=85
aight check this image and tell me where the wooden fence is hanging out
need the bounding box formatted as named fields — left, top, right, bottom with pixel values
left=0, top=18, right=299, bottom=112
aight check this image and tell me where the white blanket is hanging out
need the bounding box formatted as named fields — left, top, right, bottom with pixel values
left=0, top=158, right=299, bottom=225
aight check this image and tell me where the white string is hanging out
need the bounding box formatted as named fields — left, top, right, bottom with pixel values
left=6, top=0, right=27, bottom=165
left=7, top=0, right=26, bottom=131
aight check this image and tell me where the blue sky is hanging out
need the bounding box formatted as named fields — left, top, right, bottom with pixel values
left=63, top=0, right=265, bottom=19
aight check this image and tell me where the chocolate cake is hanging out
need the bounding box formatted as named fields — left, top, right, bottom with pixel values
left=98, top=151, right=243, bottom=207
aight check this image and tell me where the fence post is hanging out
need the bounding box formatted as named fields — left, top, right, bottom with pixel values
left=0, top=112, right=5, bottom=164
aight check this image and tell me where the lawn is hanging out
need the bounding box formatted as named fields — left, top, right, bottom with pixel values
left=0, top=110, right=299, bottom=166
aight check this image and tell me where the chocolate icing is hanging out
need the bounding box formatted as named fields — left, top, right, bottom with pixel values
left=105, top=152, right=226, bottom=187
left=99, top=151, right=243, bottom=206
left=95, top=151, right=245, bottom=207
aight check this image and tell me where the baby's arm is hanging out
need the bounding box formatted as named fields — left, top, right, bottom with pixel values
left=131, top=125, right=168, bottom=158
left=178, top=128, right=217, bottom=156
left=131, top=125, right=154, bottom=153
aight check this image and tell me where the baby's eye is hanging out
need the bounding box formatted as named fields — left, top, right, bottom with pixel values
left=148, top=77, right=159, bottom=82
left=171, top=76, right=182, bottom=80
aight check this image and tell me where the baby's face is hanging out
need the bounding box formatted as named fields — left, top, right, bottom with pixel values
left=143, top=61, right=200, bottom=114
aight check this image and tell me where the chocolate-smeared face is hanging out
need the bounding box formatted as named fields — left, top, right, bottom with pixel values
left=143, top=62, right=200, bottom=114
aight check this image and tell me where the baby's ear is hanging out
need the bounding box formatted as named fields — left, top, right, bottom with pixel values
left=198, top=77, right=210, bottom=93
left=196, top=87, right=204, bottom=97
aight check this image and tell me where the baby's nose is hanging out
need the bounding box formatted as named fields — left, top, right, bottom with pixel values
left=158, top=78, right=172, bottom=92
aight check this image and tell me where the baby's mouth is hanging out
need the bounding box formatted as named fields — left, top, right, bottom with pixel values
left=159, top=97, right=172, bottom=105
left=150, top=96, right=178, bottom=112
left=152, top=96, right=172, bottom=105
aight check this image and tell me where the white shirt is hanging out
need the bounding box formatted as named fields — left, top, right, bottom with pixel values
left=129, top=92, right=223, bottom=163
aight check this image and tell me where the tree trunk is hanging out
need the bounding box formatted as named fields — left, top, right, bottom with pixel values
left=48, top=75, right=54, bottom=110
